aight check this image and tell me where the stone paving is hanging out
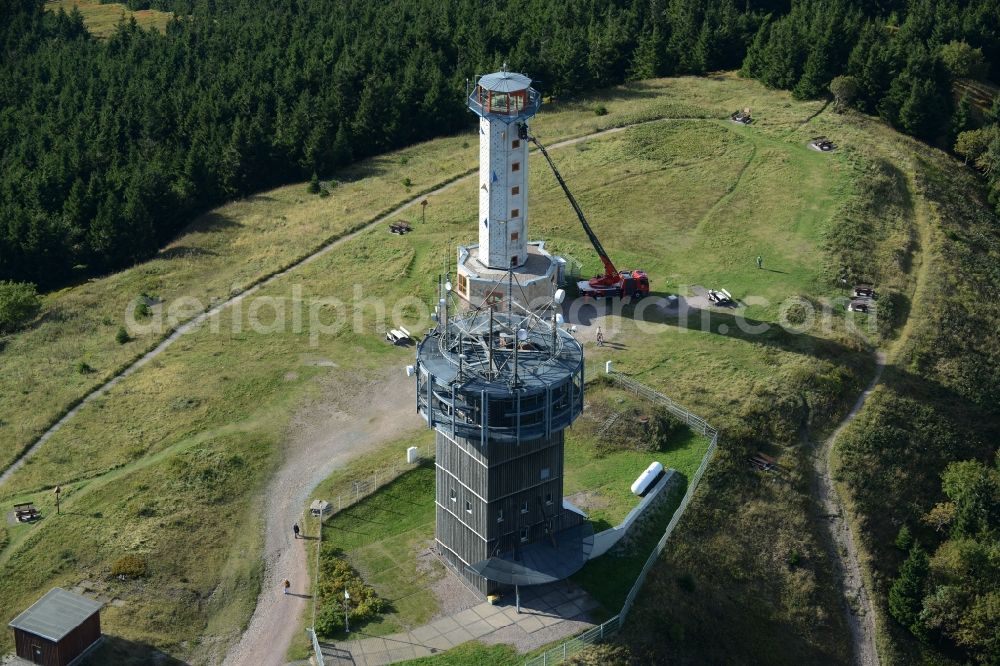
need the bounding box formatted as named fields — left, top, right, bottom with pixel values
left=321, top=581, right=599, bottom=665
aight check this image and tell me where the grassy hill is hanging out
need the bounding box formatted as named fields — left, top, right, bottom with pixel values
left=0, top=73, right=994, bottom=664
left=45, top=0, right=172, bottom=37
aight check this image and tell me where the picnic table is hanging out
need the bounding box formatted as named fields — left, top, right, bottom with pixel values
left=386, top=326, right=413, bottom=345
left=13, top=502, right=40, bottom=522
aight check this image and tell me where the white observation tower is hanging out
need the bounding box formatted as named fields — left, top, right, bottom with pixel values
left=455, top=66, right=563, bottom=308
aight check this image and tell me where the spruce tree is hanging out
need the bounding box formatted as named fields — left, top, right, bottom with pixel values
left=889, top=544, right=929, bottom=633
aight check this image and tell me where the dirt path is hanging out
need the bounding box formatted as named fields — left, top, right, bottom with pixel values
left=0, top=117, right=684, bottom=490
left=814, top=351, right=885, bottom=666
left=222, top=371, right=422, bottom=666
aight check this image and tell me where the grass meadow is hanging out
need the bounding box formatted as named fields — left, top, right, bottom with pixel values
left=301, top=389, right=708, bottom=642
left=45, top=0, right=173, bottom=37
left=0, top=74, right=942, bottom=662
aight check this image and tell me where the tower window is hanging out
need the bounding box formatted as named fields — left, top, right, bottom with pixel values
left=511, top=162, right=520, bottom=172
left=545, top=493, right=553, bottom=506
left=511, top=186, right=519, bottom=195
left=465, top=500, right=472, bottom=514
left=511, top=209, right=519, bottom=218
left=497, top=508, right=504, bottom=523
left=520, top=528, right=529, bottom=543
left=510, top=232, right=519, bottom=241
left=540, top=467, right=550, bottom=480
left=512, top=139, right=520, bottom=149
left=450, top=489, right=456, bottom=502
left=510, top=256, right=518, bottom=267
left=520, top=500, right=529, bottom=514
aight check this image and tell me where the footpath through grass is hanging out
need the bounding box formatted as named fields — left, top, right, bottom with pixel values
left=0, top=74, right=892, bottom=663
left=308, top=403, right=706, bottom=639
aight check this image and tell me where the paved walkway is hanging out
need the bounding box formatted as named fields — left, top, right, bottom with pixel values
left=322, top=581, right=599, bottom=665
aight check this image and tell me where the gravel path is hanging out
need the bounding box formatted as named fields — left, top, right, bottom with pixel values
left=0, top=114, right=707, bottom=490
left=222, top=370, right=422, bottom=666
left=814, top=351, right=885, bottom=666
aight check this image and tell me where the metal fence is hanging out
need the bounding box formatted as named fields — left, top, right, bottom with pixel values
left=307, top=627, right=325, bottom=666
left=308, top=441, right=435, bottom=665
left=320, top=442, right=434, bottom=515
left=306, top=374, right=718, bottom=666
left=522, top=372, right=719, bottom=666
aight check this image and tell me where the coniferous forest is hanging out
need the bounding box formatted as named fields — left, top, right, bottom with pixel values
left=2, top=0, right=999, bottom=287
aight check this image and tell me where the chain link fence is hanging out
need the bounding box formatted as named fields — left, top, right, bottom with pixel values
left=308, top=441, right=435, bottom=665
left=523, top=371, right=718, bottom=666
left=319, top=442, right=434, bottom=516
left=306, top=373, right=717, bottom=666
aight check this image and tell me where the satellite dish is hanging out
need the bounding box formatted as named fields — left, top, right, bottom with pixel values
left=555, top=313, right=564, bottom=325
left=553, top=289, right=566, bottom=304
left=445, top=281, right=452, bottom=292
left=517, top=328, right=528, bottom=342
left=405, top=365, right=415, bottom=377
left=439, top=298, right=447, bottom=307
left=570, top=325, right=578, bottom=333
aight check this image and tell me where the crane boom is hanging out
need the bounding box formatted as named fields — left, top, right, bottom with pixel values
left=528, top=134, right=619, bottom=284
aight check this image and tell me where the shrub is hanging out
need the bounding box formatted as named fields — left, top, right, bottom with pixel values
left=111, top=554, right=148, bottom=579
left=115, top=326, right=130, bottom=344
left=315, top=549, right=388, bottom=636
left=829, top=75, right=859, bottom=111
left=0, top=281, right=41, bottom=333
left=566, top=644, right=639, bottom=665
left=402, top=177, right=413, bottom=188
left=76, top=361, right=94, bottom=374
left=307, top=172, right=320, bottom=194
left=594, top=104, right=608, bottom=116
left=134, top=301, right=150, bottom=318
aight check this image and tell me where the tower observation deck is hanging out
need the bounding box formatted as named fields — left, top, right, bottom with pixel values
left=415, top=287, right=592, bottom=595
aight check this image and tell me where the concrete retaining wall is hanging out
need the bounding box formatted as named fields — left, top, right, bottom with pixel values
left=589, top=469, right=679, bottom=559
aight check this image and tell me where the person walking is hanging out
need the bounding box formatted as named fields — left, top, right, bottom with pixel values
left=293, top=523, right=300, bottom=539
left=595, top=327, right=604, bottom=347
left=283, top=579, right=291, bottom=595
left=756, top=255, right=763, bottom=270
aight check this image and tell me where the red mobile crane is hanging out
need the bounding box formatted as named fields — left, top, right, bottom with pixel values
left=525, top=127, right=650, bottom=299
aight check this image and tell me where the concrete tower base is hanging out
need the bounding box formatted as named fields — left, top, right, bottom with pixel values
left=455, top=241, right=563, bottom=310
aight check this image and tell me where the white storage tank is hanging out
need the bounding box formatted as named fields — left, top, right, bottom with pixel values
left=406, top=446, right=420, bottom=464
left=631, top=461, right=664, bottom=496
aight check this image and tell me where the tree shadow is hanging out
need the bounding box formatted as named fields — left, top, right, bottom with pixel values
left=186, top=211, right=242, bottom=234
left=157, top=246, right=218, bottom=261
